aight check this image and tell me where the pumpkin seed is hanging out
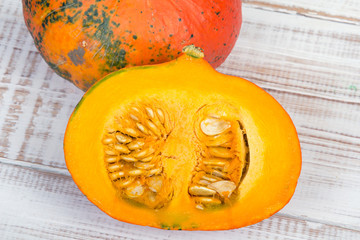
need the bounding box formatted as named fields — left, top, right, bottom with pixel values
left=110, top=171, right=125, bottom=180
left=203, top=158, right=229, bottom=167
left=105, top=156, right=118, bottom=163
left=195, top=204, right=204, bottom=210
left=127, top=139, right=145, bottom=150
left=123, top=128, right=139, bottom=137
left=201, top=174, right=221, bottom=183
left=115, top=132, right=132, bottom=144
left=125, top=181, right=144, bottom=198
left=204, top=132, right=233, bottom=147
left=208, top=169, right=229, bottom=179
left=120, top=155, right=137, bottom=162
left=147, top=168, right=162, bottom=176
left=104, top=149, right=117, bottom=156
left=108, top=163, right=124, bottom=172
left=147, top=176, right=163, bottom=192
left=145, top=107, right=155, bottom=119
left=114, top=144, right=130, bottom=154
left=189, top=185, right=216, bottom=196
left=114, top=177, right=135, bottom=188
left=156, top=108, right=165, bottom=124
left=136, top=122, right=149, bottom=135
left=140, top=155, right=154, bottom=162
left=208, top=180, right=236, bottom=198
left=131, top=107, right=141, bottom=113
left=134, top=162, right=155, bottom=170
left=208, top=147, right=233, bottom=159
left=102, top=137, right=114, bottom=145
left=148, top=191, right=157, bottom=202
left=128, top=169, right=145, bottom=176
left=198, top=179, right=211, bottom=186
left=129, top=114, right=139, bottom=121
left=146, top=120, right=161, bottom=137
left=201, top=117, right=231, bottom=136
left=133, top=147, right=155, bottom=159
left=212, top=165, right=229, bottom=173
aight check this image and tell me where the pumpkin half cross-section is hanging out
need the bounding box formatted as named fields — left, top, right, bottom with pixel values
left=64, top=47, right=301, bottom=230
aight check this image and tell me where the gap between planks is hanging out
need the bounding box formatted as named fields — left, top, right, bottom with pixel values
left=0, top=156, right=69, bottom=177
left=1, top=156, right=360, bottom=233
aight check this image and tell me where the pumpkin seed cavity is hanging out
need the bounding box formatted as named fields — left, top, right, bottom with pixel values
left=189, top=104, right=250, bottom=210
left=102, top=102, right=249, bottom=210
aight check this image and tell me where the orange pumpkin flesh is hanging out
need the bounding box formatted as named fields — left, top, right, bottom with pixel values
left=64, top=48, right=301, bottom=230
left=23, top=0, right=242, bottom=91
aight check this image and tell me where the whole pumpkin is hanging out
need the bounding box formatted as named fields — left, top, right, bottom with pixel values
left=22, top=0, right=242, bottom=90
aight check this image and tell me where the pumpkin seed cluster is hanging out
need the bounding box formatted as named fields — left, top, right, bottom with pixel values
left=102, top=104, right=174, bottom=209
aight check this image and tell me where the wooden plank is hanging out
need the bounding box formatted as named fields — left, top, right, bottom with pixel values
left=1, top=162, right=360, bottom=240
left=243, top=0, right=360, bottom=25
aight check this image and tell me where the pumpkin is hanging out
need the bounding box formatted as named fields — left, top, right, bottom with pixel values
left=64, top=46, right=302, bottom=230
left=22, top=0, right=242, bottom=91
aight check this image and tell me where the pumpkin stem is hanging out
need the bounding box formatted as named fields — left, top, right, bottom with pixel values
left=182, top=45, right=204, bottom=59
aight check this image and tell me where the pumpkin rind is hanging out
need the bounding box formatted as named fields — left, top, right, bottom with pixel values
left=22, top=0, right=242, bottom=90
left=64, top=52, right=302, bottom=230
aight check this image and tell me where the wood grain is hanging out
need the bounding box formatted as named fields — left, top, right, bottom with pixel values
left=1, top=0, right=360, bottom=239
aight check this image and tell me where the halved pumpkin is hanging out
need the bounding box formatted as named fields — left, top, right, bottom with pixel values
left=64, top=46, right=301, bottom=230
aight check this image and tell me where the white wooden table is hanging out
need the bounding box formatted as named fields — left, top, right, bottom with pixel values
left=1, top=0, right=360, bottom=239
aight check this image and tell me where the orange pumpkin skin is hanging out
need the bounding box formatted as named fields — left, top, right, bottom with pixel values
left=22, top=0, right=242, bottom=90
left=64, top=49, right=302, bottom=230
